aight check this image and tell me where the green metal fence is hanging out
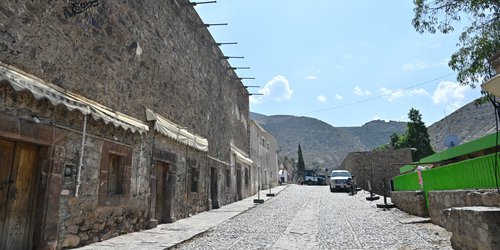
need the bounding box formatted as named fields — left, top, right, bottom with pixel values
left=393, top=153, right=500, bottom=207
left=421, top=153, right=500, bottom=190
left=393, top=171, right=420, bottom=191
left=394, top=153, right=500, bottom=191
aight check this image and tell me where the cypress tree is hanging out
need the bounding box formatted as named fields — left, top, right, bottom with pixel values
left=297, top=144, right=305, bottom=180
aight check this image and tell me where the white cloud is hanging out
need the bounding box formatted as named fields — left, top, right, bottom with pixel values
left=335, top=94, right=343, bottom=100
left=354, top=86, right=371, bottom=96
left=403, top=60, right=430, bottom=71
left=317, top=95, right=327, bottom=102
left=250, top=75, right=294, bottom=104
left=379, top=87, right=430, bottom=102
left=305, top=76, right=317, bottom=80
left=432, top=81, right=469, bottom=111
left=403, top=59, right=449, bottom=71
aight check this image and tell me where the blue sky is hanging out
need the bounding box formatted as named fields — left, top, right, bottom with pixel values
left=195, top=0, right=482, bottom=127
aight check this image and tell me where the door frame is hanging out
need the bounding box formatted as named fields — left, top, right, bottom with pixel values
left=0, top=138, right=41, bottom=250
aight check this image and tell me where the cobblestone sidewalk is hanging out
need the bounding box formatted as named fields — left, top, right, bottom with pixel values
left=77, top=185, right=289, bottom=250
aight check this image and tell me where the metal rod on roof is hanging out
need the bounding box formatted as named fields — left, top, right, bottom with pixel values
left=244, top=86, right=260, bottom=88
left=249, top=93, right=264, bottom=96
left=222, top=56, right=244, bottom=59
left=229, top=67, right=251, bottom=70
left=189, top=1, right=217, bottom=6
left=216, top=42, right=238, bottom=46
left=204, top=23, right=228, bottom=27
left=235, top=77, right=255, bottom=80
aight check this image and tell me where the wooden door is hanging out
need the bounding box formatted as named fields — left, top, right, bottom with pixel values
left=155, top=162, right=173, bottom=223
left=236, top=167, right=242, bottom=200
left=0, top=139, right=39, bottom=250
left=0, top=139, right=15, bottom=246
left=210, top=167, right=219, bottom=209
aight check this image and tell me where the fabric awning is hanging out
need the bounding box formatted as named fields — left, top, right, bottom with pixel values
left=146, top=109, right=208, bottom=152
left=230, top=142, right=254, bottom=166
left=481, top=74, right=500, bottom=97
left=0, top=63, right=149, bottom=134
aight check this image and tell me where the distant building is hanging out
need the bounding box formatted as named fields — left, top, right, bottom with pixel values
left=249, top=120, right=279, bottom=190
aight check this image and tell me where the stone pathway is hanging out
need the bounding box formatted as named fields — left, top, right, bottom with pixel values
left=79, top=185, right=452, bottom=249
left=178, top=185, right=452, bottom=249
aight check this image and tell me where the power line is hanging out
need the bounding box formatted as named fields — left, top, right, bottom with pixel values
left=298, top=72, right=456, bottom=115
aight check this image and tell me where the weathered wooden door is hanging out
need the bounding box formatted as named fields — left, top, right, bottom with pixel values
left=210, top=167, right=219, bottom=209
left=236, top=167, right=242, bottom=200
left=0, top=139, right=39, bottom=250
left=155, top=162, right=173, bottom=223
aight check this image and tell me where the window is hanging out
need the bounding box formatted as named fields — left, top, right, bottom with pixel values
left=107, top=154, right=125, bottom=194
left=190, top=167, right=199, bottom=192
left=99, top=141, right=132, bottom=206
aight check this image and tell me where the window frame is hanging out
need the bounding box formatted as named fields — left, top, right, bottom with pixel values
left=98, top=141, right=132, bottom=206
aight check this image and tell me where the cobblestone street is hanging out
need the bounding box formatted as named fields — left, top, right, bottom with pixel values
left=176, top=185, right=452, bottom=249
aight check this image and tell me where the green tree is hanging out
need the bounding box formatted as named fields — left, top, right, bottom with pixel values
left=389, top=133, right=401, bottom=148
left=413, top=0, right=500, bottom=87
left=297, top=144, right=305, bottom=180
left=402, top=108, right=434, bottom=161
left=376, top=109, right=434, bottom=161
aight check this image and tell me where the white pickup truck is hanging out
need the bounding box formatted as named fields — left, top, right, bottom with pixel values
left=329, top=170, right=352, bottom=192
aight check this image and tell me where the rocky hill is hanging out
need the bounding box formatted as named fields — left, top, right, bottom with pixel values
left=251, top=99, right=499, bottom=169
left=428, top=101, right=497, bottom=152
left=338, top=120, right=407, bottom=149
left=250, top=113, right=404, bottom=168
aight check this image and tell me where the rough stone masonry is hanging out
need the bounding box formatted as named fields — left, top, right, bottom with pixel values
left=0, top=0, right=254, bottom=249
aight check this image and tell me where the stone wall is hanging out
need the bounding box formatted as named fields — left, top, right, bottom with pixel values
left=0, top=0, right=249, bottom=161
left=390, top=191, right=428, bottom=217
left=427, top=189, right=500, bottom=227
left=443, top=206, right=500, bottom=249
left=0, top=89, right=151, bottom=248
left=340, top=149, right=412, bottom=196
left=0, top=0, right=253, bottom=248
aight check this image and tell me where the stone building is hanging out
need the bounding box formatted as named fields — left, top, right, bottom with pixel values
left=339, top=149, right=412, bottom=196
left=0, top=0, right=255, bottom=249
left=249, top=120, right=279, bottom=190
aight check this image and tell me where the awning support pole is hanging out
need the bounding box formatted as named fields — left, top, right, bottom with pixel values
left=75, top=115, right=88, bottom=197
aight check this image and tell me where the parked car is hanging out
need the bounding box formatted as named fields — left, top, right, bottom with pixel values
left=329, top=170, right=352, bottom=192
left=317, top=175, right=327, bottom=185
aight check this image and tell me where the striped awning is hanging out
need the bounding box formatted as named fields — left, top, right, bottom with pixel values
left=0, top=63, right=149, bottom=134
left=230, top=142, right=254, bottom=165
left=146, top=108, right=208, bottom=152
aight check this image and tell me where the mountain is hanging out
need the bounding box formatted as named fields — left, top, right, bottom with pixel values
left=250, top=113, right=402, bottom=168
left=338, top=120, right=407, bottom=149
left=428, top=101, right=497, bottom=152
left=251, top=100, right=499, bottom=169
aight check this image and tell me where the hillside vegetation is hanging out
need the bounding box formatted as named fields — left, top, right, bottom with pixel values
left=251, top=100, right=498, bottom=169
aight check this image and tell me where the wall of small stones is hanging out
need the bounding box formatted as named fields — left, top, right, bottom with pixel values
left=443, top=206, right=500, bottom=249
left=427, top=189, right=500, bottom=227
left=340, top=149, right=412, bottom=196
left=0, top=0, right=249, bottom=166
left=390, top=191, right=428, bottom=217
left=0, top=0, right=253, bottom=248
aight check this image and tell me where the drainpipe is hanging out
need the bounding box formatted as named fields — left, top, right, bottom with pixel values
left=137, top=136, right=144, bottom=196
left=75, top=115, right=88, bottom=197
